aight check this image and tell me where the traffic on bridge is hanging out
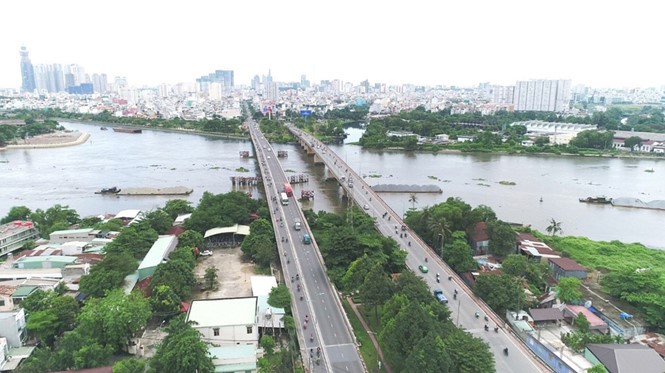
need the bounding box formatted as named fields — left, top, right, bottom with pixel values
left=288, top=125, right=550, bottom=373
left=248, top=119, right=366, bottom=373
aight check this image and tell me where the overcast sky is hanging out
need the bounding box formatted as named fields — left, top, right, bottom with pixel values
left=1, top=0, right=663, bottom=89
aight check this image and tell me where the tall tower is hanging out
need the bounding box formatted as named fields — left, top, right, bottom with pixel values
left=19, top=46, right=36, bottom=92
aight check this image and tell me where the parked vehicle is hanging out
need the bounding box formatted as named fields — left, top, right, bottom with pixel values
left=200, top=250, right=213, bottom=256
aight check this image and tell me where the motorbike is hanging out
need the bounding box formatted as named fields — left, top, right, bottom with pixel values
left=494, top=326, right=499, bottom=333
left=453, top=293, right=457, bottom=300
left=484, top=324, right=489, bottom=331
left=448, top=276, right=452, bottom=281
left=475, top=312, right=480, bottom=319
left=303, top=321, right=307, bottom=329
left=503, top=348, right=509, bottom=356
left=436, top=277, right=440, bottom=283
left=291, top=276, right=294, bottom=283
left=297, top=284, right=301, bottom=292
left=424, top=257, right=428, bottom=262
left=310, top=334, right=314, bottom=342
left=484, top=315, right=489, bottom=322
left=296, top=274, right=300, bottom=281
left=300, top=295, right=303, bottom=301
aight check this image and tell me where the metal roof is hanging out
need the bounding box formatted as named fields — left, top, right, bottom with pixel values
left=50, top=228, right=94, bottom=235
left=11, top=285, right=38, bottom=298
left=187, top=297, right=257, bottom=327
left=204, top=224, right=251, bottom=238
left=250, top=275, right=278, bottom=296
left=587, top=344, right=665, bottom=373
left=138, top=235, right=177, bottom=271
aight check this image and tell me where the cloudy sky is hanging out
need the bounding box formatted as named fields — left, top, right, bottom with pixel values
left=1, top=0, right=662, bottom=89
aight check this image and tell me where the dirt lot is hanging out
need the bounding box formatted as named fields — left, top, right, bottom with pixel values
left=192, top=246, right=256, bottom=299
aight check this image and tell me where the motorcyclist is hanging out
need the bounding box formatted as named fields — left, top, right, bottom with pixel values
left=475, top=311, right=480, bottom=318
left=291, top=276, right=294, bottom=282
left=296, top=273, right=300, bottom=281
left=424, top=256, right=427, bottom=262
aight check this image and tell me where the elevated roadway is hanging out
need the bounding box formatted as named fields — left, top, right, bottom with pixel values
left=289, top=125, right=551, bottom=373
left=248, top=119, right=366, bottom=373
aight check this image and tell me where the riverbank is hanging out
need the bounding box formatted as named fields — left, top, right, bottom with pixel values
left=59, top=119, right=250, bottom=141
left=0, top=131, right=90, bottom=151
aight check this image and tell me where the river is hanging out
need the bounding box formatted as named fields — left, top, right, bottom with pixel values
left=1, top=122, right=663, bottom=248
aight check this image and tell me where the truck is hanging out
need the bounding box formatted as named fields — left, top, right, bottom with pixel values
left=283, top=182, right=293, bottom=197
left=433, top=289, right=448, bottom=304
left=280, top=192, right=289, bottom=206
left=294, top=218, right=301, bottom=230
left=303, top=233, right=311, bottom=245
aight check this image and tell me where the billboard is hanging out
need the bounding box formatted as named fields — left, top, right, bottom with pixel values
left=300, top=110, right=312, bottom=117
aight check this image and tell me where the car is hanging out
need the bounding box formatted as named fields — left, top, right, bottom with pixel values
left=363, top=204, right=370, bottom=210
left=267, top=156, right=271, bottom=159
left=419, top=265, right=429, bottom=273
left=200, top=250, right=213, bottom=256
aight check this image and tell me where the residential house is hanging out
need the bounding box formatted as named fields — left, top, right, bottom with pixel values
left=186, top=297, right=259, bottom=347
left=516, top=233, right=560, bottom=263
left=250, top=276, right=285, bottom=333
left=49, top=228, right=99, bottom=244
left=584, top=344, right=665, bottom=373
left=548, top=257, right=587, bottom=280
left=469, top=222, right=489, bottom=255
left=11, top=285, right=38, bottom=306
left=0, top=286, right=16, bottom=312
left=12, top=255, right=78, bottom=269
left=0, top=308, right=27, bottom=347
left=528, top=307, right=564, bottom=327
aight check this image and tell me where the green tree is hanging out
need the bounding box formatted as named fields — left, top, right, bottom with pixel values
left=442, top=239, right=476, bottom=273
left=150, top=316, right=214, bottom=373
left=408, top=193, right=418, bottom=209
left=176, top=230, right=204, bottom=250
left=79, top=251, right=138, bottom=298
left=557, top=277, right=582, bottom=304
left=77, top=289, right=151, bottom=352
left=151, top=285, right=182, bottom=319
left=379, top=301, right=436, bottom=372
left=342, top=254, right=377, bottom=291
left=267, top=285, right=291, bottom=312
left=168, top=247, right=196, bottom=269
left=623, top=136, right=642, bottom=151
left=394, top=270, right=433, bottom=305
left=486, top=220, right=516, bottom=258
left=204, top=267, right=218, bottom=290
left=55, top=330, right=114, bottom=370
left=501, top=254, right=529, bottom=277
left=26, top=294, right=79, bottom=346
left=444, top=329, right=496, bottom=373
left=575, top=312, right=590, bottom=333
left=474, top=274, right=525, bottom=314
left=587, top=364, right=607, bottom=373
left=1, top=205, right=32, bottom=224
left=104, top=223, right=158, bottom=259
left=260, top=335, right=276, bottom=355
left=151, top=259, right=197, bottom=300
left=163, top=199, right=194, bottom=220
left=144, top=209, right=173, bottom=234
left=546, top=218, right=563, bottom=236
left=360, top=264, right=394, bottom=320
left=112, top=358, right=147, bottom=373
left=29, top=204, right=80, bottom=237
left=403, top=333, right=451, bottom=373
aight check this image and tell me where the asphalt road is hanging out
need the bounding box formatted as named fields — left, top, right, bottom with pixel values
left=289, top=126, right=549, bottom=373
left=249, top=120, right=366, bottom=373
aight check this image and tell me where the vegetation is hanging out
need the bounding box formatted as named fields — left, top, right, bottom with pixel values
left=0, top=118, right=62, bottom=147
left=240, top=218, right=276, bottom=268
left=150, top=316, right=215, bottom=373
left=474, top=274, right=526, bottom=315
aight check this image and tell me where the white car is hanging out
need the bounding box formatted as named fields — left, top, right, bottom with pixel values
left=200, top=250, right=213, bottom=256
left=363, top=204, right=370, bottom=210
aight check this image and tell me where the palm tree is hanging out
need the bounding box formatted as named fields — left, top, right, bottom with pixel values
left=408, top=193, right=418, bottom=210
left=546, top=218, right=563, bottom=236
left=428, top=216, right=451, bottom=254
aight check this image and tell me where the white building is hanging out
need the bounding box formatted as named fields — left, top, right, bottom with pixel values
left=48, top=228, right=97, bottom=244
left=0, top=309, right=26, bottom=347
left=513, top=79, right=571, bottom=112
left=186, top=297, right=259, bottom=347
left=0, top=221, right=40, bottom=257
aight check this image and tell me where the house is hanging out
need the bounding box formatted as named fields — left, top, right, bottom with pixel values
left=137, top=235, right=178, bottom=281
left=250, top=276, right=286, bottom=333
left=528, top=307, right=564, bottom=327
left=516, top=233, right=560, bottom=263
left=0, top=339, right=35, bottom=372
left=0, top=221, right=40, bottom=257
left=548, top=257, right=587, bottom=280
left=0, top=308, right=27, bottom=347
left=584, top=344, right=665, bottom=373
left=173, top=213, right=192, bottom=226
left=564, top=305, right=608, bottom=333
left=12, top=255, right=78, bottom=269
left=11, top=285, right=38, bottom=306
left=469, top=222, right=489, bottom=255
left=0, top=286, right=16, bottom=312
left=49, top=228, right=98, bottom=244
left=186, top=297, right=259, bottom=347
left=208, top=345, right=258, bottom=373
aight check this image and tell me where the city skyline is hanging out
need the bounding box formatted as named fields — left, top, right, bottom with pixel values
left=1, top=0, right=663, bottom=90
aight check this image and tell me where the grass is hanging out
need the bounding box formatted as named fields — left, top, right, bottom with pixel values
left=342, top=299, right=386, bottom=372
left=235, top=166, right=249, bottom=172
left=498, top=180, right=516, bottom=186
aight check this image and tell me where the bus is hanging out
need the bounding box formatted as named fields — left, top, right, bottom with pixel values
left=280, top=192, right=289, bottom=205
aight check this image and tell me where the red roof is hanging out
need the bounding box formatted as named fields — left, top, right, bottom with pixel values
left=470, top=222, right=489, bottom=242
left=549, top=257, right=587, bottom=272
left=165, top=225, right=187, bottom=237
left=180, top=301, right=190, bottom=313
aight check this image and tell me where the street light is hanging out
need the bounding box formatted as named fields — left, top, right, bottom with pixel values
left=438, top=233, right=443, bottom=258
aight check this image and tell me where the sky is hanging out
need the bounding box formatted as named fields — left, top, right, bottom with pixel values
left=1, top=0, right=663, bottom=89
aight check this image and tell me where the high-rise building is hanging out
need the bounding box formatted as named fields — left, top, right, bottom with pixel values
left=251, top=75, right=260, bottom=91
left=492, top=85, right=515, bottom=104
left=513, top=79, right=571, bottom=112
left=196, top=69, right=234, bottom=93
left=19, top=46, right=36, bottom=92
left=91, top=73, right=108, bottom=93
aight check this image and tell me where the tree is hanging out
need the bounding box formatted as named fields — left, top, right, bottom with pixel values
left=204, top=267, right=218, bottom=290
left=624, top=136, right=643, bottom=151
left=360, top=264, right=394, bottom=320
left=408, top=193, right=418, bottom=209
left=150, top=316, right=214, bottom=373
left=151, top=285, right=182, bottom=319
left=474, top=274, right=525, bottom=314
left=1, top=205, right=32, bottom=224
left=501, top=254, right=529, bottom=278
left=428, top=216, right=451, bottom=255
left=575, top=312, right=590, bottom=333
left=557, top=277, right=582, bottom=304
left=113, top=358, right=147, bottom=373
left=486, top=221, right=516, bottom=258
left=55, top=330, right=114, bottom=370
left=442, top=239, right=476, bottom=273
left=168, top=247, right=196, bottom=269
left=144, top=209, right=173, bottom=234
left=443, top=329, right=496, bottom=373
left=163, top=199, right=194, bottom=220
left=26, top=294, right=79, bottom=346
left=151, top=259, right=197, bottom=300
left=342, top=254, right=377, bottom=291
left=104, top=224, right=158, bottom=259
left=29, top=204, right=80, bottom=237
left=394, top=270, right=433, bottom=305
left=77, top=289, right=151, bottom=352
left=267, top=285, right=291, bottom=312
left=546, top=218, right=563, bottom=236
left=587, top=364, right=607, bottom=373
left=260, top=335, right=276, bottom=355
left=403, top=333, right=452, bottom=373
left=176, top=230, right=204, bottom=250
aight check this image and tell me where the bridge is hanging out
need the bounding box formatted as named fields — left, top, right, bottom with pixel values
left=289, top=125, right=551, bottom=373
left=248, top=119, right=366, bottom=373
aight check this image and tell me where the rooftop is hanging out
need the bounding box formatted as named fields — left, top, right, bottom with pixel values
left=528, top=307, right=564, bottom=322
left=187, top=297, right=257, bottom=328
left=470, top=222, right=489, bottom=242
left=50, top=228, right=93, bottom=236
left=138, top=235, right=177, bottom=271
left=587, top=343, right=665, bottom=373
left=204, top=224, right=250, bottom=239
left=250, top=275, right=278, bottom=297
left=0, top=221, right=36, bottom=239
left=13, top=255, right=78, bottom=265
left=114, top=209, right=142, bottom=219
left=549, top=257, right=587, bottom=272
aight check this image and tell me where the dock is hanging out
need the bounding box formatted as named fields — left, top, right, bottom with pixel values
left=116, top=186, right=193, bottom=196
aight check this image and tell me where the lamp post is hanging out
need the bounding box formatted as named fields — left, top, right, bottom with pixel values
left=456, top=296, right=462, bottom=327
left=438, top=233, right=443, bottom=258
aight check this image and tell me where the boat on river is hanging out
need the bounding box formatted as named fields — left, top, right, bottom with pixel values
left=95, top=186, right=121, bottom=194
left=113, top=127, right=142, bottom=134
left=579, top=196, right=612, bottom=204
left=100, top=127, right=108, bottom=130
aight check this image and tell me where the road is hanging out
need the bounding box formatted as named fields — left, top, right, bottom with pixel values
left=248, top=120, right=366, bottom=373
left=289, top=126, right=550, bottom=373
